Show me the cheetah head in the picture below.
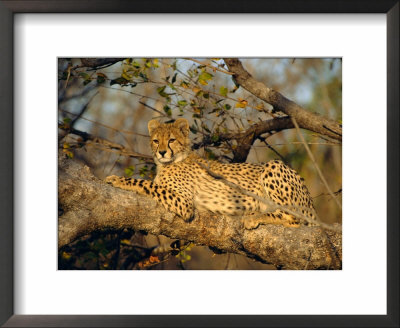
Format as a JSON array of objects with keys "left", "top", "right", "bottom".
[{"left": 148, "top": 118, "right": 191, "bottom": 165}]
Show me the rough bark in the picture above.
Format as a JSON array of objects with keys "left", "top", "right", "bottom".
[
  {"left": 58, "top": 152, "right": 342, "bottom": 270},
  {"left": 79, "top": 58, "right": 125, "bottom": 69},
  {"left": 223, "top": 58, "right": 342, "bottom": 142}
]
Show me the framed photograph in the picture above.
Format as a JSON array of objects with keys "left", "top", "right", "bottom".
[{"left": 1, "top": 1, "right": 398, "bottom": 327}]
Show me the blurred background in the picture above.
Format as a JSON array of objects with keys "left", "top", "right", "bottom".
[{"left": 58, "top": 58, "right": 342, "bottom": 270}]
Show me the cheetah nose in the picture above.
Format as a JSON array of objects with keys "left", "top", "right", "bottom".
[{"left": 159, "top": 150, "right": 167, "bottom": 157}]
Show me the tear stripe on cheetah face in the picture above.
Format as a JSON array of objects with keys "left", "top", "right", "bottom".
[{"left": 106, "top": 118, "right": 316, "bottom": 228}]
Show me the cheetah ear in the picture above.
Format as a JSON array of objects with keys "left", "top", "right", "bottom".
[
  {"left": 174, "top": 118, "right": 189, "bottom": 136},
  {"left": 148, "top": 119, "right": 160, "bottom": 135}
]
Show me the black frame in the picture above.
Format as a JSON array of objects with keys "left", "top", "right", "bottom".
[{"left": 0, "top": 1, "right": 398, "bottom": 327}]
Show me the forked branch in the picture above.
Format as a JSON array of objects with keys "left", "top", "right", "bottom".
[{"left": 223, "top": 58, "right": 342, "bottom": 142}]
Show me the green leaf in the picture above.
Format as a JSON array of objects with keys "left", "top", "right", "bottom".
[
  {"left": 180, "top": 81, "right": 189, "bottom": 89},
  {"left": 189, "top": 125, "right": 197, "bottom": 134},
  {"left": 110, "top": 77, "right": 129, "bottom": 86},
  {"left": 124, "top": 166, "right": 135, "bottom": 177},
  {"left": 96, "top": 75, "right": 106, "bottom": 84},
  {"left": 139, "top": 72, "right": 148, "bottom": 82},
  {"left": 224, "top": 104, "right": 231, "bottom": 110},
  {"left": 79, "top": 72, "right": 90, "bottom": 80},
  {"left": 79, "top": 72, "right": 92, "bottom": 85},
  {"left": 199, "top": 71, "right": 213, "bottom": 81},
  {"left": 139, "top": 166, "right": 149, "bottom": 177},
  {"left": 157, "top": 86, "right": 168, "bottom": 98},
  {"left": 211, "top": 134, "right": 219, "bottom": 142},
  {"left": 63, "top": 149, "right": 74, "bottom": 159},
  {"left": 198, "top": 71, "right": 213, "bottom": 85},
  {"left": 121, "top": 72, "right": 132, "bottom": 81},
  {"left": 171, "top": 73, "right": 178, "bottom": 84},
  {"left": 177, "top": 100, "right": 187, "bottom": 107},
  {"left": 219, "top": 86, "right": 228, "bottom": 97},
  {"left": 163, "top": 105, "right": 172, "bottom": 116}
]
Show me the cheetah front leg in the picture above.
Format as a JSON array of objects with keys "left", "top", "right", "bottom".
[{"left": 105, "top": 175, "right": 194, "bottom": 221}]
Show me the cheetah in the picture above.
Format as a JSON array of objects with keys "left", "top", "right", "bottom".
[{"left": 105, "top": 118, "right": 316, "bottom": 229}]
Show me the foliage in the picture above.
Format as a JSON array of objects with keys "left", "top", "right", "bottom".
[{"left": 58, "top": 229, "right": 196, "bottom": 270}]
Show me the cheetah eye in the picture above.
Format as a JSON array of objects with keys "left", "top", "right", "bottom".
[
  {"left": 153, "top": 139, "right": 159, "bottom": 144},
  {"left": 169, "top": 138, "right": 176, "bottom": 143}
]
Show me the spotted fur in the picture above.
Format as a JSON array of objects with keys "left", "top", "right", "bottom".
[{"left": 105, "top": 118, "right": 316, "bottom": 229}]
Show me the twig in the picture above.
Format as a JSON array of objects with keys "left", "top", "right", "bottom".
[
  {"left": 59, "top": 124, "right": 153, "bottom": 162},
  {"left": 138, "top": 100, "right": 167, "bottom": 117},
  {"left": 291, "top": 117, "right": 342, "bottom": 210},
  {"left": 185, "top": 58, "right": 234, "bottom": 75},
  {"left": 64, "top": 64, "right": 72, "bottom": 89},
  {"left": 70, "top": 91, "right": 99, "bottom": 128},
  {"left": 257, "top": 136, "right": 286, "bottom": 162},
  {"left": 86, "top": 143, "right": 153, "bottom": 163},
  {"left": 59, "top": 108, "right": 149, "bottom": 137},
  {"left": 266, "top": 142, "right": 340, "bottom": 147},
  {"left": 313, "top": 189, "right": 342, "bottom": 199}
]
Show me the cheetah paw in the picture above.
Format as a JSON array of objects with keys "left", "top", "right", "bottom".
[
  {"left": 180, "top": 211, "right": 196, "bottom": 223},
  {"left": 241, "top": 217, "right": 260, "bottom": 230},
  {"left": 105, "top": 175, "right": 121, "bottom": 185}
]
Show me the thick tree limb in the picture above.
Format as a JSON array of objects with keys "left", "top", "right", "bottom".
[
  {"left": 195, "top": 115, "right": 339, "bottom": 163},
  {"left": 193, "top": 117, "right": 296, "bottom": 162},
  {"left": 58, "top": 152, "right": 342, "bottom": 270},
  {"left": 79, "top": 58, "right": 125, "bottom": 70},
  {"left": 223, "top": 58, "right": 342, "bottom": 142}
]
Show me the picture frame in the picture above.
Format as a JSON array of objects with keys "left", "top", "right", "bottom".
[{"left": 0, "top": 1, "right": 398, "bottom": 327}]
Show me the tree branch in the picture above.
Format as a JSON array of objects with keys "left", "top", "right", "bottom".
[
  {"left": 79, "top": 58, "right": 125, "bottom": 70},
  {"left": 223, "top": 58, "right": 342, "bottom": 142},
  {"left": 193, "top": 117, "right": 295, "bottom": 162},
  {"left": 58, "top": 152, "right": 342, "bottom": 270},
  {"left": 58, "top": 125, "right": 153, "bottom": 163}
]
